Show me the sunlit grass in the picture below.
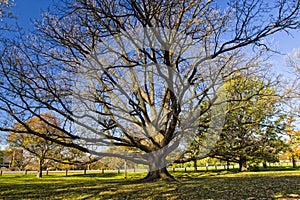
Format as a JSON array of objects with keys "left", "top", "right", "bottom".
[{"left": 1, "top": 169, "right": 300, "bottom": 199}]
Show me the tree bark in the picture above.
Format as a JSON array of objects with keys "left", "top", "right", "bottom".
[
  {"left": 142, "top": 166, "right": 174, "bottom": 182},
  {"left": 141, "top": 154, "right": 175, "bottom": 182},
  {"left": 292, "top": 155, "right": 297, "bottom": 168},
  {"left": 238, "top": 156, "right": 247, "bottom": 172},
  {"left": 193, "top": 159, "right": 198, "bottom": 172},
  {"left": 263, "top": 161, "right": 267, "bottom": 168},
  {"left": 37, "top": 158, "right": 43, "bottom": 178}
]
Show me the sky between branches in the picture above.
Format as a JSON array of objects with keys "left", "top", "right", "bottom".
[
  {"left": 9, "top": 0, "right": 300, "bottom": 72},
  {"left": 0, "top": 0, "right": 299, "bottom": 150}
]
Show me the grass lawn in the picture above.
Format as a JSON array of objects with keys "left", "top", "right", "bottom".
[{"left": 0, "top": 169, "right": 300, "bottom": 199}]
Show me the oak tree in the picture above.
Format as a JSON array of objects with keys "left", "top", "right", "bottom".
[{"left": 0, "top": 0, "right": 299, "bottom": 181}]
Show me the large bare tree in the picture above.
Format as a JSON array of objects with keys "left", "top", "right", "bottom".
[{"left": 0, "top": 0, "right": 299, "bottom": 181}]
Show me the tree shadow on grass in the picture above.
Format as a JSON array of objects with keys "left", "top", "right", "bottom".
[
  {"left": 1, "top": 172, "right": 300, "bottom": 199},
  {"left": 259, "top": 166, "right": 300, "bottom": 172},
  {"left": 69, "top": 172, "right": 122, "bottom": 178},
  {"left": 98, "top": 173, "right": 300, "bottom": 200},
  {"left": 0, "top": 175, "right": 125, "bottom": 199}
]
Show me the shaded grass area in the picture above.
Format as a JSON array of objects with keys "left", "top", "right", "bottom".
[{"left": 0, "top": 170, "right": 300, "bottom": 199}]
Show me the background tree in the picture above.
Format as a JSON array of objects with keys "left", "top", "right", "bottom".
[
  {"left": 89, "top": 159, "right": 110, "bottom": 170},
  {"left": 211, "top": 73, "right": 286, "bottom": 171},
  {"left": 285, "top": 48, "right": 300, "bottom": 110},
  {"left": 7, "top": 113, "right": 84, "bottom": 177},
  {"left": 283, "top": 49, "right": 300, "bottom": 168},
  {"left": 284, "top": 117, "right": 300, "bottom": 168},
  {"left": 0, "top": 0, "right": 299, "bottom": 181},
  {"left": 9, "top": 149, "right": 34, "bottom": 171},
  {"left": 101, "top": 147, "right": 136, "bottom": 171}
]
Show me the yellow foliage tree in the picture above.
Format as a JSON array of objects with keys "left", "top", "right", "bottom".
[
  {"left": 285, "top": 117, "right": 300, "bottom": 167},
  {"left": 8, "top": 113, "right": 83, "bottom": 177}
]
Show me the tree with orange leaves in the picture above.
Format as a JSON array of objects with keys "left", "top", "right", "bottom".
[
  {"left": 7, "top": 113, "right": 84, "bottom": 177},
  {"left": 285, "top": 117, "right": 300, "bottom": 168}
]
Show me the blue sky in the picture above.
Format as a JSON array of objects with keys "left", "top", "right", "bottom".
[
  {"left": 9, "top": 0, "right": 53, "bottom": 30},
  {"left": 9, "top": 0, "right": 300, "bottom": 53},
  {"left": 9, "top": 0, "right": 300, "bottom": 71}
]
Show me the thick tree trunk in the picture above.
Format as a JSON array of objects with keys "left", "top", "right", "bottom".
[
  {"left": 238, "top": 157, "right": 247, "bottom": 172},
  {"left": 141, "top": 154, "right": 175, "bottom": 182},
  {"left": 143, "top": 167, "right": 174, "bottom": 182}
]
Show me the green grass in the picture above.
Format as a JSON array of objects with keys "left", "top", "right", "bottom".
[{"left": 0, "top": 170, "right": 300, "bottom": 199}]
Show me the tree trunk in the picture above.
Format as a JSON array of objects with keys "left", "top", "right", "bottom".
[
  {"left": 124, "top": 159, "right": 127, "bottom": 180},
  {"left": 37, "top": 158, "right": 43, "bottom": 178},
  {"left": 193, "top": 159, "right": 198, "bottom": 172},
  {"left": 263, "top": 161, "right": 267, "bottom": 168},
  {"left": 142, "top": 167, "right": 174, "bottom": 182},
  {"left": 141, "top": 154, "right": 175, "bottom": 182},
  {"left": 292, "top": 155, "right": 297, "bottom": 168},
  {"left": 238, "top": 157, "right": 247, "bottom": 172}
]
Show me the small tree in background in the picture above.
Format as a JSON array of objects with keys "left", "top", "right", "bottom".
[
  {"left": 285, "top": 117, "right": 300, "bottom": 168},
  {"left": 9, "top": 149, "right": 35, "bottom": 171},
  {"left": 101, "top": 147, "right": 136, "bottom": 171},
  {"left": 8, "top": 113, "right": 84, "bottom": 177}
]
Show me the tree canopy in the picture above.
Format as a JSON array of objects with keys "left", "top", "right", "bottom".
[{"left": 210, "top": 73, "right": 286, "bottom": 171}]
